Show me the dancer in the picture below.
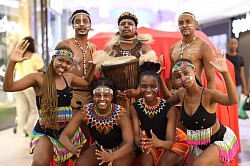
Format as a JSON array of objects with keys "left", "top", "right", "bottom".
[
  {"left": 59, "top": 77, "right": 135, "bottom": 166},
  {"left": 130, "top": 62, "right": 190, "bottom": 166},
  {"left": 3, "top": 40, "right": 98, "bottom": 166},
  {"left": 163, "top": 50, "right": 239, "bottom": 165},
  {"left": 56, "top": 9, "right": 97, "bottom": 110},
  {"left": 169, "top": 12, "right": 215, "bottom": 89}
]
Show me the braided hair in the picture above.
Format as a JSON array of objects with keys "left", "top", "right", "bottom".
[{"left": 40, "top": 46, "right": 73, "bottom": 129}]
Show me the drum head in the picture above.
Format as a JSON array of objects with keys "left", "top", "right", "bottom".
[{"left": 102, "top": 56, "right": 137, "bottom": 66}]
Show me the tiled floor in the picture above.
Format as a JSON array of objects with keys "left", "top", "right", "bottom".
[{"left": 0, "top": 115, "right": 250, "bottom": 166}]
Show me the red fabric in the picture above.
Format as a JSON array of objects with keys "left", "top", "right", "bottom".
[{"left": 88, "top": 27, "right": 240, "bottom": 166}]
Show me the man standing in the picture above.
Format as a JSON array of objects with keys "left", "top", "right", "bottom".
[
  {"left": 226, "top": 38, "right": 248, "bottom": 107},
  {"left": 56, "top": 9, "right": 97, "bottom": 112},
  {"left": 170, "top": 12, "right": 215, "bottom": 89},
  {"left": 102, "top": 11, "right": 157, "bottom": 111}
]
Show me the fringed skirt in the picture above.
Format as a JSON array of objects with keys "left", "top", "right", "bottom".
[
  {"left": 189, "top": 126, "right": 239, "bottom": 165},
  {"left": 29, "top": 127, "right": 84, "bottom": 163}
]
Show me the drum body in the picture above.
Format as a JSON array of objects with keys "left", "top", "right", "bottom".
[{"left": 101, "top": 56, "right": 139, "bottom": 91}]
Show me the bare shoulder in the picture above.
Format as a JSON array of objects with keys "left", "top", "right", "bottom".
[
  {"left": 63, "top": 72, "right": 74, "bottom": 80},
  {"left": 56, "top": 38, "right": 73, "bottom": 47},
  {"left": 196, "top": 38, "right": 212, "bottom": 51}
]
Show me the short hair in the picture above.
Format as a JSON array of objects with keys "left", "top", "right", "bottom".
[
  {"left": 71, "top": 9, "right": 91, "bottom": 24},
  {"left": 179, "top": 12, "right": 197, "bottom": 21},
  {"left": 23, "top": 36, "right": 35, "bottom": 53}
]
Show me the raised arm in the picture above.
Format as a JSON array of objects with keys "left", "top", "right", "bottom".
[
  {"left": 3, "top": 40, "right": 37, "bottom": 92},
  {"left": 201, "top": 43, "right": 216, "bottom": 89},
  {"left": 210, "top": 50, "right": 238, "bottom": 105}
]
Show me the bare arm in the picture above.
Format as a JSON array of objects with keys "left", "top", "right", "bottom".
[
  {"left": 59, "top": 111, "right": 85, "bottom": 155},
  {"left": 3, "top": 40, "right": 38, "bottom": 92},
  {"left": 210, "top": 51, "right": 238, "bottom": 105},
  {"left": 108, "top": 111, "right": 134, "bottom": 161},
  {"left": 201, "top": 43, "right": 215, "bottom": 89},
  {"left": 160, "top": 76, "right": 172, "bottom": 99},
  {"left": 240, "top": 66, "right": 247, "bottom": 94},
  {"left": 130, "top": 105, "right": 141, "bottom": 147}
]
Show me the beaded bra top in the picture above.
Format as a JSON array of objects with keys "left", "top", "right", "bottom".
[{"left": 181, "top": 88, "right": 216, "bottom": 146}]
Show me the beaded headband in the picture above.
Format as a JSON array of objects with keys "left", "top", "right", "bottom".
[
  {"left": 172, "top": 61, "right": 195, "bottom": 74},
  {"left": 118, "top": 12, "right": 138, "bottom": 26},
  {"left": 93, "top": 87, "right": 113, "bottom": 95},
  {"left": 71, "top": 13, "right": 90, "bottom": 23},
  {"left": 53, "top": 49, "right": 73, "bottom": 59}
]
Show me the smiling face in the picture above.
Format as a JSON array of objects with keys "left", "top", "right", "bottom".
[
  {"left": 178, "top": 13, "right": 198, "bottom": 36},
  {"left": 140, "top": 75, "right": 159, "bottom": 104},
  {"left": 118, "top": 19, "right": 136, "bottom": 38},
  {"left": 72, "top": 13, "right": 91, "bottom": 36},
  {"left": 53, "top": 55, "right": 73, "bottom": 75},
  {"left": 93, "top": 85, "right": 113, "bottom": 111}
]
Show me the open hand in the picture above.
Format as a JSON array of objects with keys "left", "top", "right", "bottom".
[
  {"left": 145, "top": 130, "right": 160, "bottom": 154},
  {"left": 116, "top": 90, "right": 127, "bottom": 100},
  {"left": 210, "top": 49, "right": 228, "bottom": 73},
  {"left": 10, "top": 40, "right": 30, "bottom": 63},
  {"left": 95, "top": 146, "right": 113, "bottom": 165},
  {"left": 88, "top": 44, "right": 100, "bottom": 65}
]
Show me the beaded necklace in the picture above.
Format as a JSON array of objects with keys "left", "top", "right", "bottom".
[
  {"left": 74, "top": 37, "right": 89, "bottom": 76},
  {"left": 93, "top": 104, "right": 113, "bottom": 119},
  {"left": 177, "top": 36, "right": 196, "bottom": 60},
  {"left": 138, "top": 97, "right": 166, "bottom": 116},
  {"left": 82, "top": 103, "right": 126, "bottom": 130}
]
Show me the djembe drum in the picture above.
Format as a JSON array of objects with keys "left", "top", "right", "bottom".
[{"left": 101, "top": 56, "right": 139, "bottom": 91}]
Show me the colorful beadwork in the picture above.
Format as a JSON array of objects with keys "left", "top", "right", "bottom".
[
  {"left": 138, "top": 98, "right": 166, "bottom": 116},
  {"left": 81, "top": 103, "right": 126, "bottom": 130},
  {"left": 54, "top": 49, "right": 73, "bottom": 59},
  {"left": 93, "top": 87, "right": 113, "bottom": 95},
  {"left": 172, "top": 61, "right": 195, "bottom": 74},
  {"left": 39, "top": 106, "right": 73, "bottom": 125}
]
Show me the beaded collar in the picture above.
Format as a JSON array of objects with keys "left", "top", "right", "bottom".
[
  {"left": 138, "top": 98, "right": 166, "bottom": 116},
  {"left": 74, "top": 37, "right": 89, "bottom": 76},
  {"left": 82, "top": 103, "right": 126, "bottom": 131}
]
